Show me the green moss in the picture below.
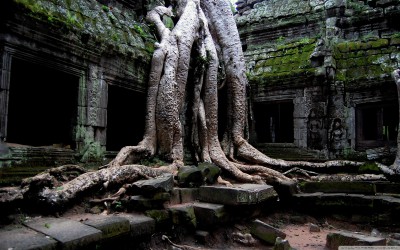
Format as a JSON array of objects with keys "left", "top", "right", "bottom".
[
  {"left": 358, "top": 162, "right": 381, "bottom": 174},
  {"left": 251, "top": 38, "right": 316, "bottom": 84},
  {"left": 139, "top": 156, "right": 166, "bottom": 167},
  {"left": 101, "top": 5, "right": 109, "bottom": 12},
  {"left": 336, "top": 43, "right": 348, "bottom": 53},
  {"left": 370, "top": 39, "right": 389, "bottom": 48},
  {"left": 390, "top": 37, "right": 400, "bottom": 46},
  {"left": 335, "top": 70, "right": 346, "bottom": 81}
]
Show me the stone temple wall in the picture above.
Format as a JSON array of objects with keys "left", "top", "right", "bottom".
[
  {"left": 0, "top": 0, "right": 154, "bottom": 166},
  {"left": 237, "top": 0, "right": 400, "bottom": 161}
]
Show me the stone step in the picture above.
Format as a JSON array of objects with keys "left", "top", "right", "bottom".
[
  {"left": 198, "top": 183, "right": 278, "bottom": 205},
  {"left": 0, "top": 226, "right": 58, "bottom": 250},
  {"left": 255, "top": 143, "right": 323, "bottom": 162},
  {"left": 290, "top": 192, "right": 400, "bottom": 225},
  {"left": 193, "top": 202, "right": 227, "bottom": 228},
  {"left": 0, "top": 213, "right": 155, "bottom": 250},
  {"left": 326, "top": 231, "right": 386, "bottom": 250},
  {"left": 299, "top": 181, "right": 376, "bottom": 194},
  {"left": 299, "top": 181, "right": 400, "bottom": 196}
]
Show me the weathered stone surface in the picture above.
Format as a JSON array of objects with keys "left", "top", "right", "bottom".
[
  {"left": 24, "top": 217, "right": 102, "bottom": 249},
  {"left": 309, "top": 223, "right": 321, "bottom": 232},
  {"left": 197, "top": 162, "right": 221, "bottom": 184},
  {"left": 168, "top": 204, "right": 197, "bottom": 229},
  {"left": 193, "top": 202, "right": 226, "bottom": 228},
  {"left": 326, "top": 231, "right": 386, "bottom": 249},
  {"left": 195, "top": 230, "right": 211, "bottom": 246},
  {"left": 131, "top": 173, "right": 174, "bottom": 196},
  {"left": 177, "top": 166, "right": 204, "bottom": 187},
  {"left": 199, "top": 184, "right": 277, "bottom": 205},
  {"left": 387, "top": 238, "right": 400, "bottom": 246},
  {"left": 144, "top": 209, "right": 171, "bottom": 228},
  {"left": 82, "top": 215, "right": 130, "bottom": 239},
  {"left": 291, "top": 193, "right": 376, "bottom": 215},
  {"left": 128, "top": 194, "right": 169, "bottom": 210},
  {"left": 250, "top": 219, "right": 286, "bottom": 245},
  {"left": 273, "top": 236, "right": 291, "bottom": 250},
  {"left": 0, "top": 226, "right": 58, "bottom": 250},
  {"left": 170, "top": 188, "right": 199, "bottom": 205},
  {"left": 118, "top": 213, "right": 156, "bottom": 238},
  {"left": 299, "top": 181, "right": 376, "bottom": 194}
]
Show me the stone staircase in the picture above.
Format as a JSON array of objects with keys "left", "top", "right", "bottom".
[
  {"left": 255, "top": 143, "right": 325, "bottom": 162},
  {"left": 290, "top": 180, "right": 400, "bottom": 226},
  {"left": 0, "top": 183, "right": 279, "bottom": 250},
  {"left": 2, "top": 176, "right": 400, "bottom": 249}
]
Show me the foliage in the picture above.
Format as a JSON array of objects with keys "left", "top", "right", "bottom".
[{"left": 140, "top": 156, "right": 167, "bottom": 167}]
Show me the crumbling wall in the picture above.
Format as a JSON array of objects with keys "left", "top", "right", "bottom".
[
  {"left": 0, "top": 0, "right": 155, "bottom": 166},
  {"left": 237, "top": 0, "right": 400, "bottom": 160}
]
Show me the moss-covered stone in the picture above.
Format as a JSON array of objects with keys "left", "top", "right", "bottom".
[
  {"left": 144, "top": 210, "right": 170, "bottom": 225},
  {"left": 168, "top": 204, "right": 197, "bottom": 230},
  {"left": 12, "top": 0, "right": 155, "bottom": 60},
  {"left": 248, "top": 38, "right": 317, "bottom": 86}
]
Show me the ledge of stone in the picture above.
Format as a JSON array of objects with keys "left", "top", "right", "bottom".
[{"left": 198, "top": 184, "right": 278, "bottom": 205}]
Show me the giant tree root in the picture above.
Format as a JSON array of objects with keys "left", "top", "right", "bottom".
[{"left": 6, "top": 165, "right": 170, "bottom": 212}]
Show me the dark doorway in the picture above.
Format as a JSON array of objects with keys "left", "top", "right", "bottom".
[
  {"left": 254, "top": 101, "right": 294, "bottom": 143},
  {"left": 7, "top": 58, "right": 78, "bottom": 148},
  {"left": 106, "top": 85, "right": 146, "bottom": 151},
  {"left": 356, "top": 102, "right": 398, "bottom": 149}
]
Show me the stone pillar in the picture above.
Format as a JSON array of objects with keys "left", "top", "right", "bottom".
[
  {"left": 293, "top": 89, "right": 310, "bottom": 149},
  {"left": 0, "top": 47, "right": 12, "bottom": 142},
  {"left": 327, "top": 81, "right": 348, "bottom": 159},
  {"left": 76, "top": 64, "right": 108, "bottom": 162}
]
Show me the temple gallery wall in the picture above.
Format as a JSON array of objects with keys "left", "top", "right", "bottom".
[{"left": 0, "top": 0, "right": 399, "bottom": 168}]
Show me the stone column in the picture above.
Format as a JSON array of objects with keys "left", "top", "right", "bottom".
[
  {"left": 0, "top": 47, "right": 12, "bottom": 142},
  {"left": 76, "top": 64, "right": 108, "bottom": 162}
]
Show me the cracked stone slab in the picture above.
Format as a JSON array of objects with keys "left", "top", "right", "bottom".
[
  {"left": 199, "top": 184, "right": 278, "bottom": 205},
  {"left": 193, "top": 202, "right": 226, "bottom": 227},
  {"left": 0, "top": 226, "right": 58, "bottom": 250},
  {"left": 326, "top": 231, "right": 386, "bottom": 249},
  {"left": 24, "top": 217, "right": 102, "bottom": 249},
  {"left": 82, "top": 215, "right": 130, "bottom": 239},
  {"left": 117, "top": 213, "right": 155, "bottom": 237}
]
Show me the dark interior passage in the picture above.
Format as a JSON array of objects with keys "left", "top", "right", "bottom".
[
  {"left": 254, "top": 101, "right": 294, "bottom": 143},
  {"left": 356, "top": 102, "right": 398, "bottom": 149},
  {"left": 7, "top": 58, "right": 78, "bottom": 148},
  {"left": 106, "top": 85, "right": 146, "bottom": 151}
]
